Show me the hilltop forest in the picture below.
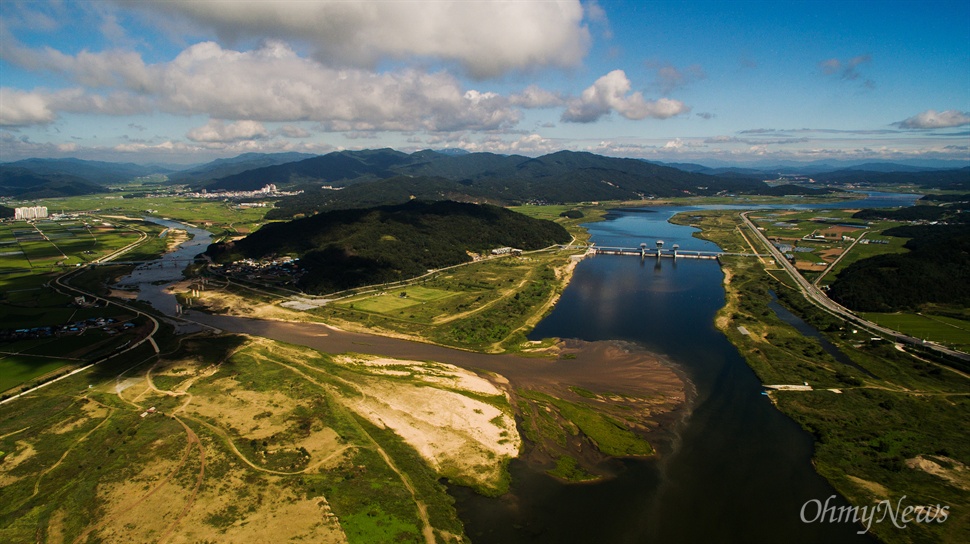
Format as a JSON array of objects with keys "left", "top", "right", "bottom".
[
  {"left": 206, "top": 200, "right": 571, "bottom": 293},
  {"left": 829, "top": 205, "right": 970, "bottom": 312}
]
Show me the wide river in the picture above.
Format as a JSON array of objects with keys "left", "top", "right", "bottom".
[{"left": 137, "top": 192, "right": 918, "bottom": 543}]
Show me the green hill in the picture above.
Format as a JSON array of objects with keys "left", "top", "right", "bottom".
[
  {"left": 0, "top": 167, "right": 103, "bottom": 198},
  {"left": 263, "top": 150, "right": 768, "bottom": 218},
  {"left": 206, "top": 200, "right": 571, "bottom": 294},
  {"left": 829, "top": 223, "right": 970, "bottom": 312}
]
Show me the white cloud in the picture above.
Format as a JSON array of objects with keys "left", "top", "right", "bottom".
[
  {"left": 895, "top": 110, "right": 970, "bottom": 129},
  {"left": 187, "top": 119, "right": 268, "bottom": 143},
  {"left": 1, "top": 41, "right": 522, "bottom": 132},
  {"left": 126, "top": 0, "right": 591, "bottom": 78},
  {"left": 278, "top": 125, "right": 310, "bottom": 138},
  {"left": 448, "top": 134, "right": 559, "bottom": 155},
  {"left": 562, "top": 70, "right": 689, "bottom": 123},
  {"left": 0, "top": 88, "right": 56, "bottom": 126},
  {"left": 509, "top": 85, "right": 565, "bottom": 108}
]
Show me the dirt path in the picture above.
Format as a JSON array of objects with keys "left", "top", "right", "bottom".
[
  {"left": 252, "top": 354, "right": 436, "bottom": 544},
  {"left": 158, "top": 417, "right": 206, "bottom": 543},
  {"left": 32, "top": 408, "right": 113, "bottom": 501},
  {"left": 431, "top": 269, "right": 533, "bottom": 325},
  {"left": 71, "top": 418, "right": 196, "bottom": 544}
]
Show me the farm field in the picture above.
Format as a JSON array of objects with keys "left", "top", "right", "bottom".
[
  {"left": 0, "top": 219, "right": 146, "bottom": 270},
  {"left": 343, "top": 286, "right": 458, "bottom": 314},
  {"left": 23, "top": 194, "right": 274, "bottom": 239},
  {"left": 862, "top": 312, "right": 970, "bottom": 352},
  {"left": 318, "top": 251, "right": 571, "bottom": 352},
  {"left": 746, "top": 209, "right": 912, "bottom": 284}
]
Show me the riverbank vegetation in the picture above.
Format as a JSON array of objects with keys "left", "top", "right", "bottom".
[
  {"left": 673, "top": 210, "right": 970, "bottom": 544},
  {"left": 2, "top": 335, "right": 495, "bottom": 543}
]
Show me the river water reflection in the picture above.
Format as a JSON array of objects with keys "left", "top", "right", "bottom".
[{"left": 454, "top": 193, "right": 918, "bottom": 543}]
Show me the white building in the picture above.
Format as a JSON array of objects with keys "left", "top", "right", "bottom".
[{"left": 15, "top": 206, "right": 48, "bottom": 220}]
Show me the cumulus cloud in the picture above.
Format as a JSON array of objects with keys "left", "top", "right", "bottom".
[
  {"left": 509, "top": 85, "right": 566, "bottom": 108},
  {"left": 126, "top": 0, "right": 591, "bottom": 78},
  {"left": 1, "top": 41, "right": 522, "bottom": 132},
  {"left": 0, "top": 88, "right": 57, "bottom": 126},
  {"left": 448, "top": 134, "right": 560, "bottom": 155},
  {"left": 187, "top": 119, "right": 268, "bottom": 143},
  {"left": 894, "top": 110, "right": 970, "bottom": 129},
  {"left": 278, "top": 125, "right": 310, "bottom": 138},
  {"left": 562, "top": 70, "right": 689, "bottom": 123}
]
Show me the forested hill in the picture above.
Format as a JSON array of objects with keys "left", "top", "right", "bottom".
[
  {"left": 828, "top": 223, "right": 970, "bottom": 312},
  {"left": 206, "top": 200, "right": 571, "bottom": 294},
  {"left": 261, "top": 150, "right": 773, "bottom": 218}
]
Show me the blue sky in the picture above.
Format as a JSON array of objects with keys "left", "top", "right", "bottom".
[{"left": 1, "top": 0, "right": 968, "bottom": 165}]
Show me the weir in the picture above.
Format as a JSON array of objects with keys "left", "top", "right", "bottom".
[{"left": 591, "top": 246, "right": 720, "bottom": 259}]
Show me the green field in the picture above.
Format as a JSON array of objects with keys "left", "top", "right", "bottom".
[
  {"left": 746, "top": 210, "right": 915, "bottom": 286},
  {"left": 0, "top": 219, "right": 147, "bottom": 270},
  {"left": 863, "top": 312, "right": 970, "bottom": 351},
  {"left": 28, "top": 194, "right": 274, "bottom": 239},
  {"left": 0, "top": 354, "right": 74, "bottom": 392},
  {"left": 342, "top": 286, "right": 458, "bottom": 314}
]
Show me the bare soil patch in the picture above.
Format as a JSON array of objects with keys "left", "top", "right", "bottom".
[
  {"left": 906, "top": 455, "right": 970, "bottom": 491},
  {"left": 333, "top": 354, "right": 520, "bottom": 491},
  {"left": 190, "top": 288, "right": 311, "bottom": 322},
  {"left": 846, "top": 474, "right": 891, "bottom": 499},
  {"left": 0, "top": 440, "right": 36, "bottom": 487}
]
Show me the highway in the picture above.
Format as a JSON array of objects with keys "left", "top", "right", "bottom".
[{"left": 739, "top": 211, "right": 970, "bottom": 364}]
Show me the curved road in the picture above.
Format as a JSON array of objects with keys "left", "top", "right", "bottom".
[{"left": 739, "top": 211, "right": 969, "bottom": 364}]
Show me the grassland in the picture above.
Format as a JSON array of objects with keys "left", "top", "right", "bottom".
[
  {"left": 673, "top": 209, "right": 970, "bottom": 544},
  {"left": 862, "top": 312, "right": 970, "bottom": 352},
  {"left": 0, "top": 214, "right": 169, "bottom": 395},
  {"left": 0, "top": 332, "right": 538, "bottom": 542}
]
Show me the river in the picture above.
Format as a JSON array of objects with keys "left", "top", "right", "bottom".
[
  {"left": 114, "top": 217, "right": 214, "bottom": 315},
  {"left": 453, "top": 192, "right": 918, "bottom": 543},
  {"left": 134, "top": 192, "right": 918, "bottom": 543}
]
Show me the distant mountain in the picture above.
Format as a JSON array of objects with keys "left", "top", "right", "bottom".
[
  {"left": 207, "top": 200, "right": 571, "bottom": 294},
  {"left": 265, "top": 150, "right": 771, "bottom": 218},
  {"left": 0, "top": 158, "right": 164, "bottom": 185},
  {"left": 839, "top": 162, "right": 941, "bottom": 173},
  {"left": 204, "top": 148, "right": 413, "bottom": 191},
  {"left": 167, "top": 152, "right": 316, "bottom": 185},
  {"left": 813, "top": 167, "right": 970, "bottom": 190},
  {"left": 663, "top": 158, "right": 970, "bottom": 172},
  {"left": 434, "top": 148, "right": 471, "bottom": 156},
  {"left": 0, "top": 166, "right": 103, "bottom": 198}
]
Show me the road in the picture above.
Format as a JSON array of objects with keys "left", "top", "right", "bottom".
[
  {"left": 0, "top": 222, "right": 162, "bottom": 405},
  {"left": 739, "top": 211, "right": 970, "bottom": 364}
]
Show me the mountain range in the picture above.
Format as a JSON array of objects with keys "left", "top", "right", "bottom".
[{"left": 2, "top": 150, "right": 968, "bottom": 203}]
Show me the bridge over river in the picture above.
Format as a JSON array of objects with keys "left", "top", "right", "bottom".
[{"left": 575, "top": 241, "right": 766, "bottom": 260}]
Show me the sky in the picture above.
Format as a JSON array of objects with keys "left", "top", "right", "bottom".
[{"left": 1, "top": 0, "right": 968, "bottom": 166}]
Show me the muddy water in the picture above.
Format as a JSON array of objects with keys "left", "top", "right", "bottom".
[{"left": 186, "top": 313, "right": 684, "bottom": 404}]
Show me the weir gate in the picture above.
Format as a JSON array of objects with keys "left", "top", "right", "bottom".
[{"left": 563, "top": 241, "right": 767, "bottom": 260}]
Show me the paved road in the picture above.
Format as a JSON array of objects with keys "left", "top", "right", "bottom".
[{"left": 739, "top": 211, "right": 969, "bottom": 364}]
